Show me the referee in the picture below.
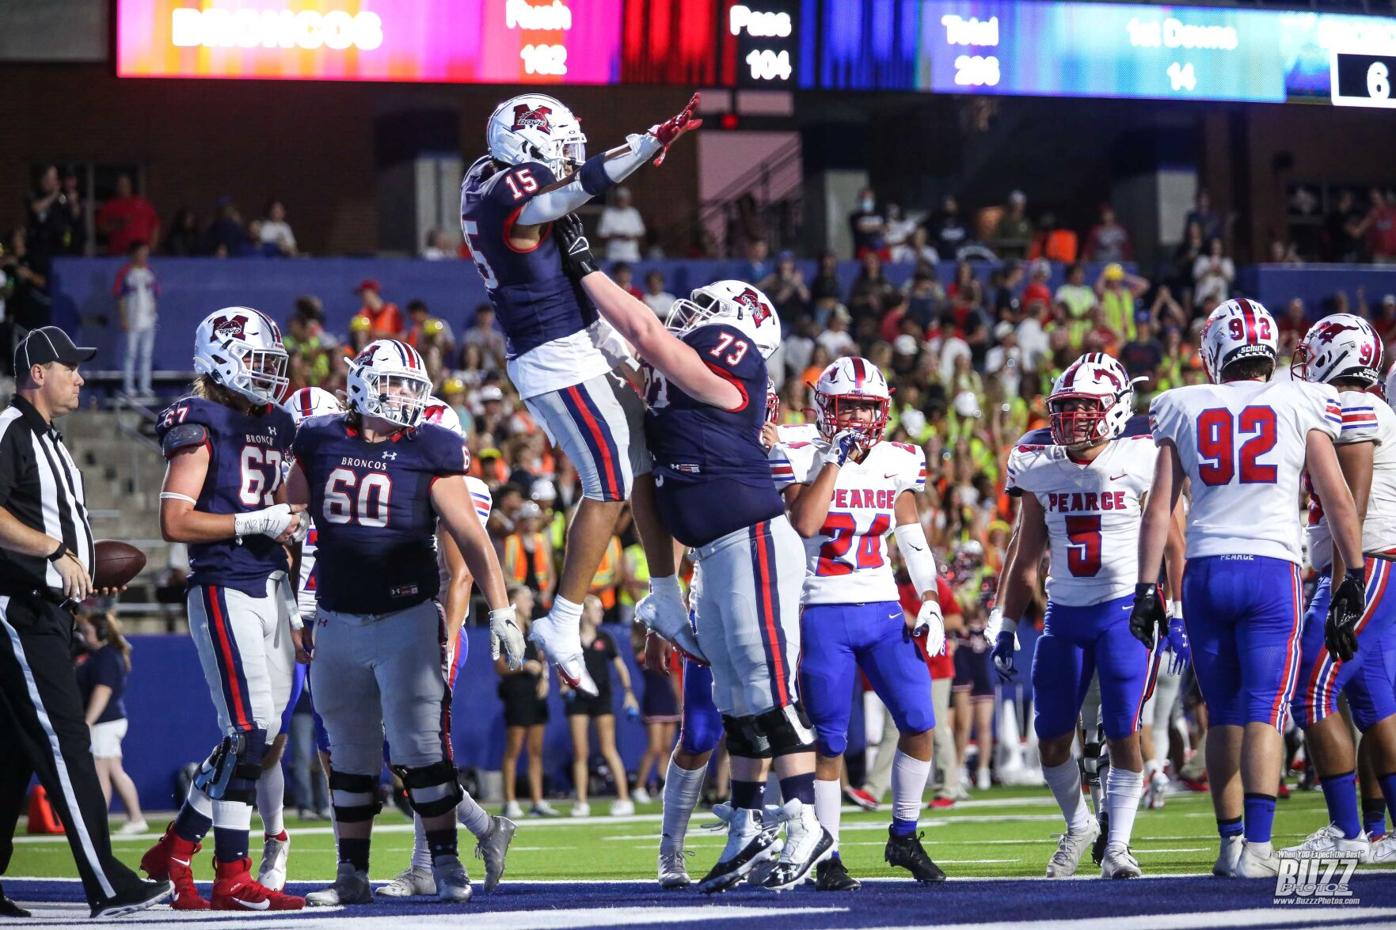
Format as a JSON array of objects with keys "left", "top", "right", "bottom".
[{"left": 0, "top": 326, "right": 169, "bottom": 919}]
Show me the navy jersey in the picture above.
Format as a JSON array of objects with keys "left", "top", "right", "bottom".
[
  {"left": 460, "top": 158, "right": 597, "bottom": 358},
  {"left": 156, "top": 396, "right": 294, "bottom": 597},
  {"left": 292, "top": 415, "right": 469, "bottom": 615},
  {"left": 643, "top": 323, "right": 783, "bottom": 547}
]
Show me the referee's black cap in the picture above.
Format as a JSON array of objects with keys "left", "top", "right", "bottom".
[{"left": 15, "top": 327, "right": 97, "bottom": 374}]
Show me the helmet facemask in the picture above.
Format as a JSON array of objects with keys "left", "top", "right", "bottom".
[
  {"left": 352, "top": 366, "right": 431, "bottom": 429},
  {"left": 817, "top": 393, "right": 889, "bottom": 446},
  {"left": 665, "top": 289, "right": 724, "bottom": 340},
  {"left": 1049, "top": 394, "right": 1110, "bottom": 449},
  {"left": 213, "top": 342, "right": 288, "bottom": 406}
]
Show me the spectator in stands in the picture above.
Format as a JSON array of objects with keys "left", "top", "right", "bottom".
[
  {"left": 497, "top": 586, "right": 557, "bottom": 818},
  {"left": 203, "top": 197, "right": 248, "bottom": 257},
  {"left": 810, "top": 250, "right": 842, "bottom": 316},
  {"left": 848, "top": 187, "right": 887, "bottom": 258},
  {"left": 1029, "top": 212, "right": 1079, "bottom": 264},
  {"left": 612, "top": 263, "right": 644, "bottom": 300},
  {"left": 985, "top": 322, "right": 1022, "bottom": 398},
  {"left": 1170, "top": 221, "right": 1206, "bottom": 307},
  {"left": 461, "top": 303, "right": 507, "bottom": 372},
  {"left": 641, "top": 270, "right": 675, "bottom": 318},
  {"left": 1119, "top": 318, "right": 1165, "bottom": 387},
  {"left": 1016, "top": 295, "right": 1051, "bottom": 378},
  {"left": 1020, "top": 259, "right": 1051, "bottom": 309},
  {"left": 884, "top": 203, "right": 917, "bottom": 256},
  {"left": 1276, "top": 297, "right": 1310, "bottom": 357},
  {"left": 1083, "top": 203, "right": 1132, "bottom": 262},
  {"left": 758, "top": 250, "right": 811, "bottom": 324},
  {"left": 3, "top": 228, "right": 51, "bottom": 343},
  {"left": 403, "top": 298, "right": 453, "bottom": 353},
  {"left": 353, "top": 278, "right": 403, "bottom": 337},
  {"left": 990, "top": 261, "right": 1024, "bottom": 323},
  {"left": 1192, "top": 237, "right": 1234, "bottom": 305},
  {"left": 905, "top": 267, "right": 944, "bottom": 330},
  {"left": 257, "top": 199, "right": 297, "bottom": 257},
  {"left": 738, "top": 238, "right": 772, "bottom": 284},
  {"left": 76, "top": 612, "right": 146, "bottom": 834},
  {"left": 1360, "top": 187, "right": 1396, "bottom": 264},
  {"left": 1147, "top": 284, "right": 1188, "bottom": 332},
  {"left": 1267, "top": 237, "right": 1303, "bottom": 267},
  {"left": 1184, "top": 188, "right": 1223, "bottom": 242},
  {"left": 96, "top": 174, "right": 159, "bottom": 257},
  {"left": 817, "top": 304, "right": 857, "bottom": 359},
  {"left": 26, "top": 165, "right": 82, "bottom": 259},
  {"left": 114, "top": 241, "right": 158, "bottom": 399},
  {"left": 946, "top": 261, "right": 983, "bottom": 323},
  {"left": 421, "top": 228, "right": 454, "bottom": 260},
  {"left": 1324, "top": 190, "right": 1366, "bottom": 263},
  {"left": 1095, "top": 262, "right": 1146, "bottom": 344},
  {"left": 163, "top": 208, "right": 201, "bottom": 257},
  {"left": 562, "top": 596, "right": 636, "bottom": 817},
  {"left": 928, "top": 194, "right": 970, "bottom": 258},
  {"left": 597, "top": 186, "right": 645, "bottom": 263},
  {"left": 783, "top": 317, "right": 816, "bottom": 383},
  {"left": 894, "top": 225, "right": 940, "bottom": 266},
  {"left": 846, "top": 251, "right": 897, "bottom": 322},
  {"left": 1053, "top": 262, "right": 1096, "bottom": 341},
  {"left": 501, "top": 500, "right": 554, "bottom": 611},
  {"left": 993, "top": 190, "right": 1033, "bottom": 259},
  {"left": 284, "top": 295, "right": 341, "bottom": 389}
]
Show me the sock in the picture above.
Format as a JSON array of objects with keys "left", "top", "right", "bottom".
[
  {"left": 1105, "top": 767, "right": 1143, "bottom": 850},
  {"left": 550, "top": 595, "right": 583, "bottom": 626},
  {"left": 256, "top": 762, "right": 285, "bottom": 838},
  {"left": 660, "top": 757, "right": 706, "bottom": 854},
  {"left": 456, "top": 792, "right": 492, "bottom": 838},
  {"left": 1217, "top": 816, "right": 1243, "bottom": 840},
  {"left": 779, "top": 773, "right": 816, "bottom": 806},
  {"left": 411, "top": 814, "right": 432, "bottom": 872},
  {"left": 1320, "top": 770, "right": 1362, "bottom": 839},
  {"left": 1376, "top": 771, "right": 1396, "bottom": 829},
  {"left": 891, "top": 751, "right": 931, "bottom": 829},
  {"left": 173, "top": 786, "right": 214, "bottom": 843},
  {"left": 731, "top": 780, "right": 765, "bottom": 811},
  {"left": 338, "top": 836, "right": 370, "bottom": 873},
  {"left": 1043, "top": 760, "right": 1091, "bottom": 834},
  {"left": 813, "top": 779, "right": 842, "bottom": 851},
  {"left": 1364, "top": 796, "right": 1389, "bottom": 838},
  {"left": 426, "top": 827, "right": 458, "bottom": 863},
  {"left": 1243, "top": 792, "right": 1277, "bottom": 844},
  {"left": 211, "top": 800, "right": 253, "bottom": 863}
]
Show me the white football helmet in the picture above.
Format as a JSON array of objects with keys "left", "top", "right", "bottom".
[
  {"left": 193, "top": 307, "right": 289, "bottom": 406},
  {"left": 422, "top": 395, "right": 463, "bottom": 436},
  {"left": 1200, "top": 298, "right": 1278, "bottom": 383},
  {"left": 1048, "top": 353, "right": 1138, "bottom": 448},
  {"left": 1292, "top": 312, "right": 1383, "bottom": 388},
  {"left": 486, "top": 94, "right": 586, "bottom": 177},
  {"left": 666, "top": 280, "right": 782, "bottom": 360},
  {"left": 814, "top": 357, "right": 891, "bottom": 443},
  {"left": 345, "top": 339, "right": 432, "bottom": 429},
  {"left": 283, "top": 386, "right": 344, "bottom": 425}
]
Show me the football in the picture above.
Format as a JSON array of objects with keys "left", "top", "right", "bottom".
[{"left": 91, "top": 540, "right": 146, "bottom": 590}]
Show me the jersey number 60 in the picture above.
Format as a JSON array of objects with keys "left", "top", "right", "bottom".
[{"left": 323, "top": 468, "right": 392, "bottom": 527}]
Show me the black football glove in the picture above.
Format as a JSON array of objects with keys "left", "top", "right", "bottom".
[
  {"left": 1326, "top": 567, "right": 1366, "bottom": 663},
  {"left": 555, "top": 213, "right": 600, "bottom": 280},
  {"left": 1129, "top": 582, "right": 1166, "bottom": 649}
]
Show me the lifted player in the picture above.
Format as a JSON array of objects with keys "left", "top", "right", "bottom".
[{"left": 770, "top": 357, "right": 946, "bottom": 889}]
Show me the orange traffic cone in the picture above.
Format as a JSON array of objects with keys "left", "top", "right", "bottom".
[{"left": 26, "top": 786, "right": 64, "bottom": 835}]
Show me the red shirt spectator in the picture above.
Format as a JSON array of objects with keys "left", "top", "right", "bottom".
[
  {"left": 95, "top": 174, "right": 159, "bottom": 256},
  {"left": 903, "top": 574, "right": 960, "bottom": 680},
  {"left": 353, "top": 279, "right": 404, "bottom": 338}
]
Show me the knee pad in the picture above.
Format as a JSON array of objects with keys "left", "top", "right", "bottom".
[
  {"left": 329, "top": 769, "right": 383, "bottom": 823},
  {"left": 193, "top": 728, "right": 266, "bottom": 803},
  {"left": 756, "top": 702, "right": 816, "bottom": 758},
  {"left": 722, "top": 714, "right": 772, "bottom": 759},
  {"left": 394, "top": 761, "right": 463, "bottom": 817},
  {"left": 1080, "top": 741, "right": 1103, "bottom": 788}
]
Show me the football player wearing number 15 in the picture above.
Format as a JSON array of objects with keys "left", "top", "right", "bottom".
[
  {"left": 460, "top": 91, "right": 702, "bottom": 697},
  {"left": 1134, "top": 298, "right": 1364, "bottom": 879}
]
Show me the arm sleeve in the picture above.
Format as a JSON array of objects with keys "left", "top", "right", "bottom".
[
  {"left": 1299, "top": 383, "right": 1342, "bottom": 442},
  {"left": 465, "top": 476, "right": 494, "bottom": 524},
  {"left": 1334, "top": 389, "right": 1377, "bottom": 445}
]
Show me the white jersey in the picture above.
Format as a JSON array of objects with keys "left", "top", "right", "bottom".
[
  {"left": 1307, "top": 390, "right": 1396, "bottom": 570},
  {"left": 776, "top": 422, "right": 819, "bottom": 444},
  {"left": 770, "top": 437, "right": 927, "bottom": 605},
  {"left": 1150, "top": 379, "right": 1339, "bottom": 565},
  {"left": 1006, "top": 432, "right": 1156, "bottom": 607},
  {"left": 437, "top": 476, "right": 494, "bottom": 589}
]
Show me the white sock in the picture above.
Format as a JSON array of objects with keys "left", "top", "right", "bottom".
[
  {"left": 212, "top": 799, "right": 253, "bottom": 831},
  {"left": 813, "top": 779, "right": 842, "bottom": 851},
  {"left": 660, "top": 756, "right": 706, "bottom": 854},
  {"left": 1105, "top": 767, "right": 1143, "bottom": 850},
  {"left": 411, "top": 814, "right": 432, "bottom": 871},
  {"left": 549, "top": 596, "right": 582, "bottom": 626},
  {"left": 186, "top": 782, "right": 214, "bottom": 818},
  {"left": 257, "top": 762, "right": 285, "bottom": 837},
  {"left": 1043, "top": 760, "right": 1091, "bottom": 834},
  {"left": 456, "top": 791, "right": 492, "bottom": 837},
  {"left": 891, "top": 751, "right": 931, "bottom": 825}
]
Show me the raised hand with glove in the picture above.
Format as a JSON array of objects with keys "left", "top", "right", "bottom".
[
  {"left": 819, "top": 428, "right": 869, "bottom": 470},
  {"left": 556, "top": 213, "right": 600, "bottom": 281}
]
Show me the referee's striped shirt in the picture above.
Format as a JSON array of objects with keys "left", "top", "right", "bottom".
[{"left": 0, "top": 396, "right": 93, "bottom": 596}]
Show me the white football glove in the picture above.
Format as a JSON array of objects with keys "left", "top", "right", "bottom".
[
  {"left": 287, "top": 511, "right": 310, "bottom": 544},
  {"left": 914, "top": 598, "right": 946, "bottom": 656},
  {"left": 234, "top": 503, "right": 297, "bottom": 540},
  {"left": 489, "top": 606, "right": 527, "bottom": 670},
  {"left": 818, "top": 429, "right": 868, "bottom": 470}
]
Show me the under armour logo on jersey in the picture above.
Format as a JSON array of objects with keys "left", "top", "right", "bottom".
[
  {"left": 211, "top": 314, "right": 248, "bottom": 341},
  {"left": 511, "top": 104, "right": 553, "bottom": 134},
  {"left": 381, "top": 451, "right": 398, "bottom": 460},
  {"left": 732, "top": 287, "right": 771, "bottom": 325}
]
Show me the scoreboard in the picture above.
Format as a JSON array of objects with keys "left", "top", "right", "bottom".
[{"left": 116, "top": 0, "right": 1396, "bottom": 108}]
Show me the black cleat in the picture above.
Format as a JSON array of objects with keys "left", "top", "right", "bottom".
[
  {"left": 1092, "top": 811, "right": 1110, "bottom": 866},
  {"left": 884, "top": 830, "right": 946, "bottom": 883},
  {"left": 698, "top": 831, "right": 778, "bottom": 894},
  {"left": 90, "top": 879, "right": 172, "bottom": 920},
  {"left": 0, "top": 882, "right": 30, "bottom": 918},
  {"left": 815, "top": 857, "right": 861, "bottom": 891}
]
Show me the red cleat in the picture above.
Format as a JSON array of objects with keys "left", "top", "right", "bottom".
[
  {"left": 928, "top": 797, "right": 956, "bottom": 810},
  {"left": 211, "top": 858, "right": 304, "bottom": 911},
  {"left": 141, "top": 825, "right": 208, "bottom": 910},
  {"left": 844, "top": 786, "right": 879, "bottom": 811},
  {"left": 1277, "top": 781, "right": 1291, "bottom": 800}
]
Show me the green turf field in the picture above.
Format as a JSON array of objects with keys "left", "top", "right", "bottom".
[{"left": 9, "top": 785, "right": 1392, "bottom": 883}]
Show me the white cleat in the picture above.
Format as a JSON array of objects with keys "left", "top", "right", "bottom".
[
  {"left": 1145, "top": 768, "right": 1168, "bottom": 810},
  {"left": 529, "top": 613, "right": 597, "bottom": 696},
  {"left": 1369, "top": 834, "right": 1396, "bottom": 863},
  {"left": 474, "top": 815, "right": 516, "bottom": 891},
  {"left": 257, "top": 832, "right": 290, "bottom": 891},
  {"left": 375, "top": 866, "right": 436, "bottom": 898},
  {"left": 1282, "top": 822, "right": 1370, "bottom": 861},
  {"left": 746, "top": 838, "right": 784, "bottom": 886},
  {"left": 697, "top": 804, "right": 778, "bottom": 894},
  {"left": 658, "top": 849, "right": 691, "bottom": 888},
  {"left": 432, "top": 854, "right": 473, "bottom": 903},
  {"left": 1100, "top": 845, "right": 1142, "bottom": 879},
  {"left": 1234, "top": 840, "right": 1280, "bottom": 878},
  {"left": 1045, "top": 819, "right": 1100, "bottom": 878},
  {"left": 307, "top": 862, "right": 372, "bottom": 906},
  {"left": 1213, "top": 835, "right": 1243, "bottom": 877},
  {"left": 761, "top": 800, "right": 834, "bottom": 891}
]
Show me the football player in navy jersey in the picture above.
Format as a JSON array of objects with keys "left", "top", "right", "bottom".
[
  {"left": 141, "top": 308, "right": 307, "bottom": 912},
  {"left": 555, "top": 217, "right": 832, "bottom": 893},
  {"left": 285, "top": 340, "right": 524, "bottom": 907},
  {"left": 460, "top": 92, "right": 701, "bottom": 697}
]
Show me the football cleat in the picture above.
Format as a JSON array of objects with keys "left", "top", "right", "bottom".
[
  {"left": 141, "top": 826, "right": 208, "bottom": 910},
  {"left": 1213, "top": 835, "right": 1244, "bottom": 877},
  {"left": 844, "top": 786, "right": 878, "bottom": 811},
  {"left": 1045, "top": 819, "right": 1100, "bottom": 878},
  {"left": 1100, "top": 845, "right": 1142, "bottom": 879},
  {"left": 1146, "top": 768, "right": 1168, "bottom": 810},
  {"left": 1091, "top": 811, "right": 1110, "bottom": 866},
  {"left": 698, "top": 805, "right": 778, "bottom": 894},
  {"left": 211, "top": 857, "right": 304, "bottom": 910},
  {"left": 432, "top": 854, "right": 473, "bottom": 903},
  {"left": 884, "top": 830, "right": 946, "bottom": 883},
  {"left": 1233, "top": 840, "right": 1280, "bottom": 878},
  {"left": 658, "top": 849, "right": 691, "bottom": 888},
  {"left": 529, "top": 612, "right": 598, "bottom": 696},
  {"left": 257, "top": 832, "right": 289, "bottom": 892},
  {"left": 306, "top": 862, "right": 373, "bottom": 906},
  {"left": 761, "top": 800, "right": 834, "bottom": 891},
  {"left": 375, "top": 866, "right": 436, "bottom": 897},
  {"left": 88, "top": 880, "right": 172, "bottom": 920},
  {"left": 1281, "top": 822, "right": 1369, "bottom": 861},
  {"left": 1369, "top": 834, "right": 1396, "bottom": 863},
  {"left": 815, "top": 857, "right": 862, "bottom": 891},
  {"left": 475, "top": 815, "right": 517, "bottom": 891}
]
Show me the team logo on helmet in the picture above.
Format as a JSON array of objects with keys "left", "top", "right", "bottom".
[
  {"left": 511, "top": 104, "right": 553, "bottom": 134},
  {"left": 211, "top": 313, "right": 248, "bottom": 341},
  {"left": 1312, "top": 319, "right": 1363, "bottom": 346},
  {"left": 733, "top": 287, "right": 771, "bottom": 325}
]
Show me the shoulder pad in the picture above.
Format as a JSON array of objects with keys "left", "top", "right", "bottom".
[
  {"left": 1014, "top": 426, "right": 1053, "bottom": 449},
  {"left": 1120, "top": 414, "right": 1151, "bottom": 438},
  {"left": 161, "top": 422, "right": 210, "bottom": 459}
]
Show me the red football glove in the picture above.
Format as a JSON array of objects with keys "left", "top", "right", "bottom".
[{"left": 649, "top": 92, "right": 702, "bottom": 167}]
